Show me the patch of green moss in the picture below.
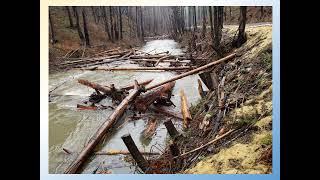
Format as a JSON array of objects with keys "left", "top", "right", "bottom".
[{"left": 260, "top": 133, "right": 272, "bottom": 146}]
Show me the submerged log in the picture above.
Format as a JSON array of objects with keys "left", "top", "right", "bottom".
[
  {"left": 64, "top": 81, "right": 142, "bottom": 174},
  {"left": 95, "top": 149, "right": 159, "bottom": 155},
  {"left": 179, "top": 89, "right": 192, "bottom": 128},
  {"left": 134, "top": 82, "right": 175, "bottom": 112},
  {"left": 149, "top": 105, "right": 183, "bottom": 120},
  {"left": 141, "top": 117, "right": 158, "bottom": 139}
]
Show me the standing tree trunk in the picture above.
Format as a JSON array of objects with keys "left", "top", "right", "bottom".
[
  {"left": 49, "top": 11, "right": 57, "bottom": 44},
  {"left": 114, "top": 8, "right": 119, "bottom": 41},
  {"left": 82, "top": 9, "right": 90, "bottom": 46},
  {"left": 91, "top": 7, "right": 98, "bottom": 24},
  {"left": 153, "top": 7, "right": 157, "bottom": 35},
  {"left": 260, "top": 7, "right": 264, "bottom": 19},
  {"left": 233, "top": 6, "right": 247, "bottom": 48},
  {"left": 109, "top": 7, "right": 115, "bottom": 41},
  {"left": 65, "top": 6, "right": 74, "bottom": 28},
  {"left": 135, "top": 7, "right": 140, "bottom": 38},
  {"left": 224, "top": 7, "right": 227, "bottom": 22},
  {"left": 213, "top": 7, "right": 223, "bottom": 56},
  {"left": 73, "top": 7, "right": 85, "bottom": 43},
  {"left": 208, "top": 6, "right": 214, "bottom": 39},
  {"left": 219, "top": 6, "right": 224, "bottom": 29},
  {"left": 102, "top": 7, "right": 112, "bottom": 42},
  {"left": 193, "top": 6, "right": 197, "bottom": 31},
  {"left": 202, "top": 6, "right": 207, "bottom": 38},
  {"left": 140, "top": 7, "right": 144, "bottom": 42},
  {"left": 229, "top": 7, "right": 232, "bottom": 23},
  {"left": 119, "top": 7, "right": 123, "bottom": 39}
]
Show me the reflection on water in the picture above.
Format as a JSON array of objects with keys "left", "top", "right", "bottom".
[{"left": 49, "top": 39, "right": 207, "bottom": 174}]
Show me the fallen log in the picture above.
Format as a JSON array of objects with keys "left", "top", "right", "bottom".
[
  {"left": 129, "top": 59, "right": 190, "bottom": 63},
  {"left": 155, "top": 55, "right": 170, "bottom": 66},
  {"left": 129, "top": 54, "right": 175, "bottom": 59},
  {"left": 85, "top": 66, "right": 195, "bottom": 71},
  {"left": 119, "top": 79, "right": 153, "bottom": 91},
  {"left": 134, "top": 82, "right": 175, "bottom": 112},
  {"left": 179, "top": 89, "right": 192, "bottom": 128},
  {"left": 149, "top": 105, "right": 183, "bottom": 120},
  {"left": 76, "top": 104, "right": 114, "bottom": 110},
  {"left": 145, "top": 53, "right": 236, "bottom": 91},
  {"left": 64, "top": 80, "right": 142, "bottom": 174},
  {"left": 91, "top": 47, "right": 121, "bottom": 57},
  {"left": 60, "top": 55, "right": 121, "bottom": 66},
  {"left": 95, "top": 149, "right": 160, "bottom": 155},
  {"left": 78, "top": 79, "right": 113, "bottom": 94},
  {"left": 74, "top": 57, "right": 130, "bottom": 68}
]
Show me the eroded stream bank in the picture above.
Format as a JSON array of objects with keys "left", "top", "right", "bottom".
[{"left": 49, "top": 39, "right": 207, "bottom": 174}]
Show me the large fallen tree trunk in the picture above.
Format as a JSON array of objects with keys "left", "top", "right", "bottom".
[
  {"left": 78, "top": 79, "right": 113, "bottom": 94},
  {"left": 64, "top": 81, "right": 142, "bottom": 174},
  {"left": 119, "top": 79, "right": 153, "bottom": 91},
  {"left": 130, "top": 59, "right": 190, "bottom": 63},
  {"left": 179, "top": 89, "right": 192, "bottom": 128},
  {"left": 133, "top": 82, "right": 175, "bottom": 112},
  {"left": 60, "top": 55, "right": 121, "bottom": 66},
  {"left": 83, "top": 66, "right": 195, "bottom": 71},
  {"left": 129, "top": 54, "right": 176, "bottom": 59},
  {"left": 145, "top": 53, "right": 236, "bottom": 91}
]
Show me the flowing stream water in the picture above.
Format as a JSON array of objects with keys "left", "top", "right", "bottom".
[{"left": 49, "top": 39, "right": 208, "bottom": 174}]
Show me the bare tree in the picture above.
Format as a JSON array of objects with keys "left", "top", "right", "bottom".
[
  {"left": 208, "top": 6, "right": 214, "bottom": 39},
  {"left": 109, "top": 7, "right": 114, "bottom": 41},
  {"left": 72, "top": 7, "right": 85, "bottom": 43},
  {"left": 119, "top": 7, "right": 123, "bottom": 39},
  {"left": 102, "top": 7, "right": 112, "bottom": 42},
  {"left": 91, "top": 7, "right": 98, "bottom": 24},
  {"left": 213, "top": 6, "right": 224, "bottom": 56},
  {"left": 140, "top": 7, "right": 144, "bottom": 41},
  {"left": 260, "top": 6, "right": 264, "bottom": 19},
  {"left": 49, "top": 11, "right": 57, "bottom": 44},
  {"left": 82, "top": 8, "right": 90, "bottom": 46},
  {"left": 136, "top": 7, "right": 140, "bottom": 38},
  {"left": 65, "top": 7, "right": 75, "bottom": 28},
  {"left": 233, "top": 6, "right": 247, "bottom": 47},
  {"left": 202, "top": 6, "right": 207, "bottom": 38},
  {"left": 193, "top": 6, "right": 197, "bottom": 31},
  {"left": 153, "top": 7, "right": 157, "bottom": 35}
]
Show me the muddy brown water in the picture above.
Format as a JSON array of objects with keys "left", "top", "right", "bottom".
[{"left": 49, "top": 39, "right": 208, "bottom": 174}]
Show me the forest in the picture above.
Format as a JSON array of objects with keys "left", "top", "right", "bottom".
[{"left": 49, "top": 6, "right": 273, "bottom": 174}]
